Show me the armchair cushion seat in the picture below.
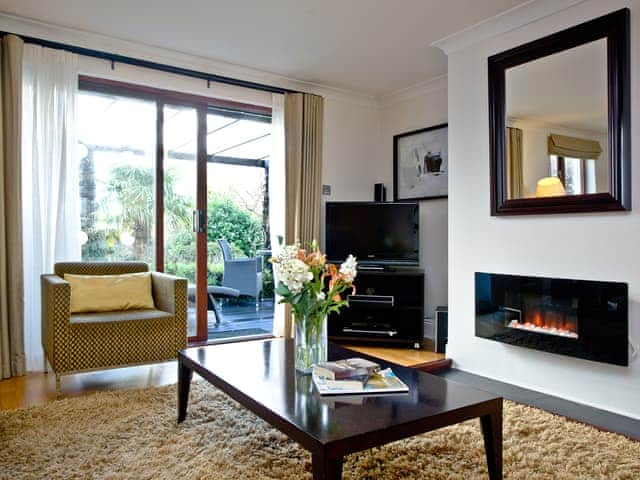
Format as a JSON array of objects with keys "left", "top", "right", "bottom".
[{"left": 70, "top": 309, "right": 172, "bottom": 325}]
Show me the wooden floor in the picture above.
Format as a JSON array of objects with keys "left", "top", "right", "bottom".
[
  {"left": 436, "top": 369, "right": 640, "bottom": 440},
  {"left": 0, "top": 362, "right": 178, "bottom": 411},
  {"left": 340, "top": 342, "right": 450, "bottom": 371}
]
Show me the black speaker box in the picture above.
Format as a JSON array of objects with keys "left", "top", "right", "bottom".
[
  {"left": 374, "top": 183, "right": 386, "bottom": 202},
  {"left": 435, "top": 306, "right": 448, "bottom": 354}
]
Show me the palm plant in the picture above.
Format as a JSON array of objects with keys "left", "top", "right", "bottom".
[{"left": 106, "top": 165, "right": 191, "bottom": 261}]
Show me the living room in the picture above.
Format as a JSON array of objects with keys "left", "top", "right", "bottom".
[{"left": 1, "top": 0, "right": 639, "bottom": 478}]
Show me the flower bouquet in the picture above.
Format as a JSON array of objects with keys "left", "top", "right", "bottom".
[{"left": 271, "top": 242, "right": 357, "bottom": 373}]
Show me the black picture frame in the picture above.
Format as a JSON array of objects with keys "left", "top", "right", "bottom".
[
  {"left": 393, "top": 123, "right": 448, "bottom": 201},
  {"left": 488, "top": 8, "right": 630, "bottom": 216}
]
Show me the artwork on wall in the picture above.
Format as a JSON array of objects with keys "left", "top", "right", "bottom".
[{"left": 393, "top": 123, "right": 448, "bottom": 201}]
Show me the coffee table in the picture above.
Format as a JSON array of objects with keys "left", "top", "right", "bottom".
[{"left": 177, "top": 339, "right": 502, "bottom": 479}]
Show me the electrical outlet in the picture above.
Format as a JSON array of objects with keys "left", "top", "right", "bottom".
[{"left": 322, "top": 184, "right": 331, "bottom": 196}]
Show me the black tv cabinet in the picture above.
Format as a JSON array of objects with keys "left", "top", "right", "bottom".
[{"left": 328, "top": 267, "right": 424, "bottom": 349}]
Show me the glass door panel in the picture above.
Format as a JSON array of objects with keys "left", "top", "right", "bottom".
[
  {"left": 77, "top": 91, "right": 157, "bottom": 264},
  {"left": 162, "top": 104, "right": 200, "bottom": 338},
  {"left": 206, "top": 111, "right": 274, "bottom": 340}
]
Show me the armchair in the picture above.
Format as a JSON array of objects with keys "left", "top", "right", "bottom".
[
  {"left": 41, "top": 261, "right": 187, "bottom": 391},
  {"left": 218, "top": 239, "right": 263, "bottom": 299}
]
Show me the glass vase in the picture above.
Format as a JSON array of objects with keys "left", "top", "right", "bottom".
[{"left": 294, "top": 313, "right": 327, "bottom": 374}]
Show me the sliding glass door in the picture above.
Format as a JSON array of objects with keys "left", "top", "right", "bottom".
[{"left": 77, "top": 77, "right": 273, "bottom": 343}]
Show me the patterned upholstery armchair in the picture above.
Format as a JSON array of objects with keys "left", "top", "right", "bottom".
[{"left": 41, "top": 262, "right": 187, "bottom": 390}]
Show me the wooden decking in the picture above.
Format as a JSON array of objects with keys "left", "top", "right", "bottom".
[{"left": 206, "top": 297, "right": 274, "bottom": 340}]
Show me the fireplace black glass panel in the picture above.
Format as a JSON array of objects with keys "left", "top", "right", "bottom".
[{"left": 475, "top": 272, "right": 628, "bottom": 366}]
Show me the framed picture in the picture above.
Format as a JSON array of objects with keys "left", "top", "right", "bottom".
[{"left": 393, "top": 123, "right": 448, "bottom": 201}]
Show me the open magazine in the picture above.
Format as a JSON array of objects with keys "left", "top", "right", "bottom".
[{"left": 312, "top": 367, "right": 409, "bottom": 396}]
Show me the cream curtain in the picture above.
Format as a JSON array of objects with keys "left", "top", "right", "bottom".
[
  {"left": 269, "top": 93, "right": 286, "bottom": 338},
  {"left": 548, "top": 133, "right": 602, "bottom": 160},
  {"left": 273, "top": 92, "right": 324, "bottom": 338},
  {"left": 0, "top": 35, "right": 25, "bottom": 379},
  {"left": 506, "top": 127, "right": 523, "bottom": 199},
  {"left": 22, "top": 45, "right": 81, "bottom": 371}
]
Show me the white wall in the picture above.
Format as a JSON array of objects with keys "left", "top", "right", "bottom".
[
  {"left": 380, "top": 79, "right": 448, "bottom": 321},
  {"left": 446, "top": 0, "right": 640, "bottom": 418},
  {"left": 322, "top": 98, "right": 383, "bottom": 201}
]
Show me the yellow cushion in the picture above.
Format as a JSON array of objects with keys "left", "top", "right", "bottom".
[{"left": 64, "top": 272, "right": 155, "bottom": 313}]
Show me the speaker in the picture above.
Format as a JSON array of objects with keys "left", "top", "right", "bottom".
[
  {"left": 435, "top": 306, "right": 448, "bottom": 354},
  {"left": 374, "top": 183, "right": 386, "bottom": 202}
]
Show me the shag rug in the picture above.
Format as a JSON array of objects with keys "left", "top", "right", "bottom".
[{"left": 1, "top": 382, "right": 638, "bottom": 479}]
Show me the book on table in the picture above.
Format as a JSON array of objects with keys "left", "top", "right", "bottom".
[
  {"left": 313, "top": 358, "right": 381, "bottom": 380},
  {"left": 312, "top": 359, "right": 409, "bottom": 396}
]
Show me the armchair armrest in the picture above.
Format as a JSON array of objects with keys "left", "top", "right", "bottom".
[
  {"left": 151, "top": 272, "right": 188, "bottom": 349},
  {"left": 41, "top": 274, "right": 71, "bottom": 372}
]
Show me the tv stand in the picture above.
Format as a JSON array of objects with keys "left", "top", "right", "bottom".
[{"left": 328, "top": 267, "right": 424, "bottom": 348}]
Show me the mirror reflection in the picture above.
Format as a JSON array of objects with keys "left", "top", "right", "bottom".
[{"left": 505, "top": 38, "right": 608, "bottom": 199}]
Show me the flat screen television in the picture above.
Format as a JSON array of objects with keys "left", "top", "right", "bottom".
[{"left": 325, "top": 202, "right": 419, "bottom": 266}]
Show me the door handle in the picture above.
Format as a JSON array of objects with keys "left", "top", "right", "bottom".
[{"left": 192, "top": 210, "right": 206, "bottom": 233}]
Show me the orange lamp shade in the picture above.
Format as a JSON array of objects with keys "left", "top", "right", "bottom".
[{"left": 536, "top": 177, "right": 566, "bottom": 197}]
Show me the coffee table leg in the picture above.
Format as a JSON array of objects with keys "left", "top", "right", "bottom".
[
  {"left": 312, "top": 451, "right": 342, "bottom": 480},
  {"left": 177, "top": 359, "right": 193, "bottom": 423},
  {"left": 480, "top": 400, "right": 503, "bottom": 480}
]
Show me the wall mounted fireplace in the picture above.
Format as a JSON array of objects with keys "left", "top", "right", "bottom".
[{"left": 475, "top": 272, "right": 628, "bottom": 366}]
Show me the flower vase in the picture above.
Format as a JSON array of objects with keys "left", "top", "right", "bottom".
[{"left": 294, "top": 313, "right": 327, "bottom": 374}]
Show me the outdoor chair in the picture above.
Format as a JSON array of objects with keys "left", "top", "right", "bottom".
[{"left": 218, "top": 239, "right": 263, "bottom": 300}]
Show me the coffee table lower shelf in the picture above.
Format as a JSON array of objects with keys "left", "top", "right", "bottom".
[{"left": 177, "top": 340, "right": 502, "bottom": 480}]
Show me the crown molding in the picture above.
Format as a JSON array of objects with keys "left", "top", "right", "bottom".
[
  {"left": 0, "top": 12, "right": 379, "bottom": 107},
  {"left": 379, "top": 74, "right": 447, "bottom": 107},
  {"left": 431, "top": 0, "right": 588, "bottom": 55}
]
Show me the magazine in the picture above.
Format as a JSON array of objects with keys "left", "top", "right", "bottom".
[{"left": 312, "top": 368, "right": 409, "bottom": 396}]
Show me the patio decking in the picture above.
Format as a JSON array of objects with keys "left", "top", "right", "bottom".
[
  {"left": 208, "top": 297, "right": 274, "bottom": 340},
  {"left": 187, "top": 297, "right": 274, "bottom": 340}
]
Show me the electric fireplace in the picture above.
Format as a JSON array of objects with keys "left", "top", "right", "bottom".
[{"left": 475, "top": 272, "right": 628, "bottom": 366}]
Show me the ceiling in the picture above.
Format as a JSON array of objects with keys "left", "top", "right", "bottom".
[
  {"left": 507, "top": 39, "right": 608, "bottom": 133},
  {"left": 0, "top": 0, "right": 529, "bottom": 96}
]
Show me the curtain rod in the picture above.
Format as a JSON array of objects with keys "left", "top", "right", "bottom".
[{"left": 0, "top": 31, "right": 296, "bottom": 95}]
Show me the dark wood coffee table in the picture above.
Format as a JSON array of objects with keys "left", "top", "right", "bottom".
[{"left": 177, "top": 339, "right": 502, "bottom": 479}]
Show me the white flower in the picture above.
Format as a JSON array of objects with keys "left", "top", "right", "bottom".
[
  {"left": 316, "top": 291, "right": 326, "bottom": 301},
  {"left": 274, "top": 256, "right": 313, "bottom": 294},
  {"left": 339, "top": 254, "right": 358, "bottom": 283}
]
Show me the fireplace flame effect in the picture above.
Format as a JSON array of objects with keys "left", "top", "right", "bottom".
[{"left": 507, "top": 309, "right": 578, "bottom": 339}]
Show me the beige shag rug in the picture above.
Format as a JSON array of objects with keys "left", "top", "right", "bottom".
[{"left": 1, "top": 381, "right": 638, "bottom": 479}]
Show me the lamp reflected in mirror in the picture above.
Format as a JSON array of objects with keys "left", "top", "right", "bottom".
[{"left": 536, "top": 177, "right": 565, "bottom": 197}]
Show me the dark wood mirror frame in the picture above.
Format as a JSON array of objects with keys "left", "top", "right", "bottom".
[{"left": 488, "top": 8, "right": 630, "bottom": 216}]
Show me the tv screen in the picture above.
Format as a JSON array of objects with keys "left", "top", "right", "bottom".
[{"left": 325, "top": 202, "right": 419, "bottom": 266}]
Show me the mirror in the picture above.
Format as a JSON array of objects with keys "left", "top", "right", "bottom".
[{"left": 489, "top": 9, "right": 630, "bottom": 215}]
